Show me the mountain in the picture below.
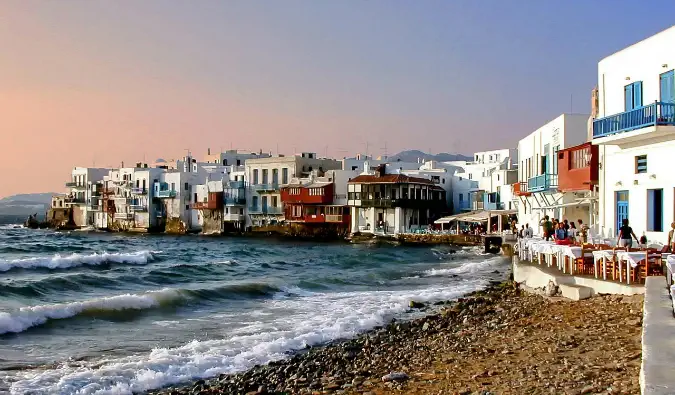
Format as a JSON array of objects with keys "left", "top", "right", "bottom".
[
  {"left": 387, "top": 150, "right": 472, "bottom": 163},
  {"left": 0, "top": 193, "right": 55, "bottom": 223}
]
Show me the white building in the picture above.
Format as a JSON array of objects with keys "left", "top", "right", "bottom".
[
  {"left": 447, "top": 149, "right": 518, "bottom": 214},
  {"left": 244, "top": 153, "right": 342, "bottom": 227},
  {"left": 341, "top": 154, "right": 421, "bottom": 173},
  {"left": 516, "top": 113, "right": 590, "bottom": 235},
  {"left": 202, "top": 149, "right": 270, "bottom": 167},
  {"left": 65, "top": 167, "right": 109, "bottom": 227},
  {"left": 592, "top": 25, "right": 675, "bottom": 244}
]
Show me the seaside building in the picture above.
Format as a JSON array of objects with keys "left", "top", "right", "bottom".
[
  {"left": 514, "top": 113, "right": 590, "bottom": 235},
  {"left": 591, "top": 25, "right": 675, "bottom": 243},
  {"left": 280, "top": 169, "right": 357, "bottom": 235},
  {"left": 202, "top": 148, "right": 270, "bottom": 166},
  {"left": 347, "top": 164, "right": 447, "bottom": 234},
  {"left": 244, "top": 153, "right": 342, "bottom": 227},
  {"left": 448, "top": 149, "right": 518, "bottom": 214},
  {"left": 65, "top": 167, "right": 109, "bottom": 228},
  {"left": 193, "top": 179, "right": 225, "bottom": 234}
]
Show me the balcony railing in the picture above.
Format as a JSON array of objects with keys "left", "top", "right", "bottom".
[
  {"left": 156, "top": 190, "right": 177, "bottom": 198},
  {"left": 192, "top": 201, "right": 220, "bottom": 210},
  {"left": 228, "top": 180, "right": 245, "bottom": 189},
  {"left": 114, "top": 212, "right": 134, "bottom": 220},
  {"left": 254, "top": 183, "right": 279, "bottom": 191},
  {"left": 485, "top": 202, "right": 505, "bottom": 210},
  {"left": 248, "top": 206, "right": 283, "bottom": 214},
  {"left": 224, "top": 197, "right": 246, "bottom": 205},
  {"left": 130, "top": 204, "right": 148, "bottom": 212},
  {"left": 326, "top": 214, "right": 345, "bottom": 223},
  {"left": 131, "top": 187, "right": 148, "bottom": 195},
  {"left": 65, "top": 181, "right": 78, "bottom": 187},
  {"left": 527, "top": 174, "right": 558, "bottom": 193},
  {"left": 593, "top": 102, "right": 675, "bottom": 138}
]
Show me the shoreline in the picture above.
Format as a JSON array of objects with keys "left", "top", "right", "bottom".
[{"left": 148, "top": 281, "right": 643, "bottom": 395}]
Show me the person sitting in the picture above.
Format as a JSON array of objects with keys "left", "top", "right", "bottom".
[{"left": 554, "top": 222, "right": 570, "bottom": 245}]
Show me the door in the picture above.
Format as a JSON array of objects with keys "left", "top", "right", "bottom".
[
  {"left": 615, "top": 191, "right": 629, "bottom": 236},
  {"left": 262, "top": 196, "right": 268, "bottom": 213}
]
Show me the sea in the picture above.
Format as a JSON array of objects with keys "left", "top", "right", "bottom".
[{"left": 0, "top": 225, "right": 509, "bottom": 395}]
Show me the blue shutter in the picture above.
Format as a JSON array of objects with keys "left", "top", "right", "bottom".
[
  {"left": 625, "top": 84, "right": 634, "bottom": 111},
  {"left": 661, "top": 70, "right": 675, "bottom": 103},
  {"left": 633, "top": 81, "right": 642, "bottom": 108}
]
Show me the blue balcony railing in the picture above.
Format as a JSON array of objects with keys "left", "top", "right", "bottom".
[
  {"left": 484, "top": 202, "right": 505, "bottom": 210},
  {"left": 527, "top": 174, "right": 558, "bottom": 193},
  {"left": 131, "top": 187, "right": 147, "bottom": 195},
  {"left": 228, "top": 180, "right": 245, "bottom": 189},
  {"left": 156, "top": 190, "right": 177, "bottom": 198},
  {"left": 593, "top": 102, "right": 675, "bottom": 138},
  {"left": 224, "top": 197, "right": 246, "bottom": 205}
]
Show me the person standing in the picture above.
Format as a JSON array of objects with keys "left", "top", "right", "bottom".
[
  {"left": 668, "top": 222, "right": 675, "bottom": 252},
  {"left": 525, "top": 223, "right": 533, "bottom": 238},
  {"left": 617, "top": 219, "right": 638, "bottom": 248},
  {"left": 568, "top": 222, "right": 577, "bottom": 241},
  {"left": 541, "top": 216, "right": 553, "bottom": 241}
]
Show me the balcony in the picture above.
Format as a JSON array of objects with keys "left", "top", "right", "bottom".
[
  {"left": 131, "top": 187, "right": 148, "bottom": 195},
  {"left": 254, "top": 183, "right": 279, "bottom": 192},
  {"left": 592, "top": 102, "right": 675, "bottom": 143},
  {"left": 527, "top": 174, "right": 558, "bottom": 193},
  {"left": 224, "top": 197, "right": 246, "bottom": 206},
  {"left": 65, "top": 181, "right": 78, "bottom": 187},
  {"left": 228, "top": 180, "right": 245, "bottom": 189},
  {"left": 248, "top": 206, "right": 283, "bottom": 215},
  {"left": 359, "top": 198, "right": 446, "bottom": 209},
  {"left": 114, "top": 212, "right": 134, "bottom": 220},
  {"left": 193, "top": 201, "right": 220, "bottom": 210},
  {"left": 156, "top": 190, "right": 177, "bottom": 198},
  {"left": 130, "top": 204, "right": 148, "bottom": 212},
  {"left": 484, "top": 202, "right": 505, "bottom": 210},
  {"left": 512, "top": 182, "right": 531, "bottom": 197},
  {"left": 557, "top": 142, "right": 599, "bottom": 192},
  {"left": 458, "top": 201, "right": 470, "bottom": 211},
  {"left": 223, "top": 213, "right": 245, "bottom": 222}
]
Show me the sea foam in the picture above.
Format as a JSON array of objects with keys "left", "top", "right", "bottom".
[
  {"left": 0, "top": 250, "right": 159, "bottom": 272},
  {"left": 0, "top": 288, "right": 183, "bottom": 335}
]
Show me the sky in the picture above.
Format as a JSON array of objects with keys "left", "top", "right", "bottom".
[{"left": 1, "top": 1, "right": 674, "bottom": 198}]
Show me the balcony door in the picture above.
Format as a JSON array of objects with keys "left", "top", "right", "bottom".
[{"left": 615, "top": 191, "right": 629, "bottom": 236}]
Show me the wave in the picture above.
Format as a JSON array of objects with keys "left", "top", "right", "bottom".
[
  {"left": 0, "top": 250, "right": 159, "bottom": 272},
  {"left": 0, "top": 289, "right": 184, "bottom": 335},
  {"left": 4, "top": 281, "right": 485, "bottom": 395},
  {"left": 0, "top": 282, "right": 310, "bottom": 335},
  {"left": 424, "top": 254, "right": 507, "bottom": 277},
  {"left": 0, "top": 224, "right": 25, "bottom": 230}
]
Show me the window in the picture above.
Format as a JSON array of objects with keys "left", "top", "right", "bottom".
[
  {"left": 193, "top": 193, "right": 198, "bottom": 203},
  {"left": 497, "top": 174, "right": 500, "bottom": 181},
  {"left": 351, "top": 166, "right": 358, "bottom": 171},
  {"left": 237, "top": 159, "right": 241, "bottom": 166},
  {"left": 262, "top": 169, "right": 268, "bottom": 184},
  {"left": 459, "top": 193, "right": 463, "bottom": 202},
  {"left": 184, "top": 182, "right": 189, "bottom": 191},
  {"left": 171, "top": 182, "right": 175, "bottom": 191},
  {"left": 647, "top": 189, "right": 663, "bottom": 232},
  {"left": 624, "top": 81, "right": 643, "bottom": 111},
  {"left": 271, "top": 196, "right": 278, "bottom": 207},
  {"left": 570, "top": 147, "right": 591, "bottom": 169},
  {"left": 185, "top": 205, "right": 189, "bottom": 211},
  {"left": 223, "top": 159, "right": 228, "bottom": 166},
  {"left": 253, "top": 169, "right": 259, "bottom": 185},
  {"left": 272, "top": 169, "right": 279, "bottom": 185},
  {"left": 635, "top": 155, "right": 647, "bottom": 174},
  {"left": 282, "top": 168, "right": 288, "bottom": 184},
  {"left": 252, "top": 196, "right": 258, "bottom": 208},
  {"left": 468, "top": 174, "right": 472, "bottom": 180}
]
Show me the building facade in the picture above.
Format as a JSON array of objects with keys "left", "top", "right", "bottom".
[
  {"left": 592, "top": 26, "right": 675, "bottom": 243},
  {"left": 515, "top": 113, "right": 590, "bottom": 235}
]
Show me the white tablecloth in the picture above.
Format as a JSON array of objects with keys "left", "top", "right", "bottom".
[{"left": 616, "top": 251, "right": 646, "bottom": 268}]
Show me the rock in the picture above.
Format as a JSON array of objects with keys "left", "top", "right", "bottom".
[
  {"left": 382, "top": 372, "right": 409, "bottom": 382},
  {"left": 422, "top": 322, "right": 430, "bottom": 331},
  {"left": 409, "top": 301, "right": 425, "bottom": 309},
  {"left": 580, "top": 385, "right": 595, "bottom": 394}
]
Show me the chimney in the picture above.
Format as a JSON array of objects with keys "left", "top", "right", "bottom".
[{"left": 207, "top": 148, "right": 211, "bottom": 155}]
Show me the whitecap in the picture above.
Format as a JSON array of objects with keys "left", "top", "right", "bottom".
[{"left": 0, "top": 250, "right": 160, "bottom": 272}]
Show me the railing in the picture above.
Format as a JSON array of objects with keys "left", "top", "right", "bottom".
[
  {"left": 131, "top": 187, "right": 147, "bottom": 195},
  {"left": 130, "top": 204, "right": 148, "bottom": 212},
  {"left": 326, "top": 214, "right": 344, "bottom": 223},
  {"left": 254, "top": 183, "right": 279, "bottom": 191},
  {"left": 224, "top": 197, "right": 246, "bottom": 205},
  {"left": 458, "top": 201, "right": 470, "bottom": 210},
  {"left": 248, "top": 206, "right": 282, "bottom": 214},
  {"left": 228, "top": 181, "right": 245, "bottom": 189},
  {"left": 65, "top": 181, "right": 78, "bottom": 187},
  {"left": 155, "top": 190, "right": 177, "bottom": 198},
  {"left": 527, "top": 174, "right": 558, "bottom": 193},
  {"left": 65, "top": 198, "right": 86, "bottom": 204},
  {"left": 114, "top": 212, "right": 134, "bottom": 220},
  {"left": 592, "top": 102, "right": 675, "bottom": 138},
  {"left": 484, "top": 202, "right": 505, "bottom": 210},
  {"left": 223, "top": 213, "right": 245, "bottom": 221},
  {"left": 193, "top": 201, "right": 219, "bottom": 210}
]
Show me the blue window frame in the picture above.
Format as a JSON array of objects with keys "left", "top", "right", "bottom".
[
  {"left": 624, "top": 81, "right": 643, "bottom": 111},
  {"left": 660, "top": 70, "right": 674, "bottom": 104},
  {"left": 647, "top": 189, "right": 663, "bottom": 232},
  {"left": 635, "top": 155, "right": 647, "bottom": 174}
]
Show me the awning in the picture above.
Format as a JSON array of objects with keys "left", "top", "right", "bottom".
[
  {"left": 435, "top": 209, "right": 516, "bottom": 224},
  {"left": 532, "top": 199, "right": 592, "bottom": 210}
]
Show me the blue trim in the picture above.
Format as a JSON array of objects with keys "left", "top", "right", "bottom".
[{"left": 592, "top": 102, "right": 675, "bottom": 138}]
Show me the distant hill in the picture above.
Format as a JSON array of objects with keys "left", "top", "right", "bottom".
[
  {"left": 0, "top": 193, "right": 55, "bottom": 223},
  {"left": 388, "top": 150, "right": 472, "bottom": 163}
]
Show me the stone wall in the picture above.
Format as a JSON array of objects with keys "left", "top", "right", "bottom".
[
  {"left": 165, "top": 217, "right": 187, "bottom": 234},
  {"left": 200, "top": 209, "right": 223, "bottom": 235}
]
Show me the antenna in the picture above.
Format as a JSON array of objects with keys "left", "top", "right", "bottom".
[
  {"left": 382, "top": 141, "right": 388, "bottom": 158},
  {"left": 570, "top": 94, "right": 573, "bottom": 113}
]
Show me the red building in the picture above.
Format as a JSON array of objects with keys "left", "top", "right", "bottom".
[
  {"left": 556, "top": 142, "right": 599, "bottom": 192},
  {"left": 280, "top": 180, "right": 351, "bottom": 229}
]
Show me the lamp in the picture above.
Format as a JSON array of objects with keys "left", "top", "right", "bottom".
[
  {"left": 625, "top": 77, "right": 631, "bottom": 81},
  {"left": 616, "top": 181, "right": 622, "bottom": 186},
  {"left": 584, "top": 151, "right": 592, "bottom": 167},
  {"left": 663, "top": 64, "right": 669, "bottom": 68}
]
